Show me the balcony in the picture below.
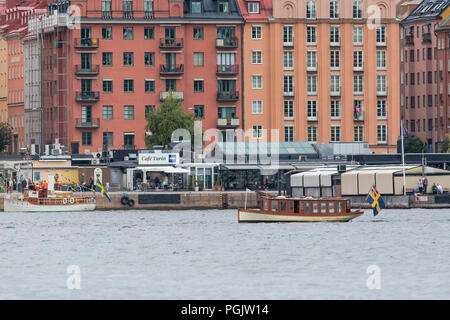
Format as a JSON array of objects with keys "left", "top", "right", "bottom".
[
  {"left": 353, "top": 108, "right": 364, "bottom": 121},
  {"left": 75, "top": 65, "right": 100, "bottom": 77},
  {"left": 377, "top": 89, "right": 388, "bottom": 96},
  {"left": 307, "top": 115, "right": 318, "bottom": 122},
  {"left": 159, "top": 64, "right": 184, "bottom": 76},
  {"left": 159, "top": 38, "right": 183, "bottom": 49},
  {"left": 217, "top": 118, "right": 240, "bottom": 128},
  {"left": 284, "top": 90, "right": 295, "bottom": 97},
  {"left": 283, "top": 41, "right": 294, "bottom": 47},
  {"left": 123, "top": 144, "right": 137, "bottom": 150},
  {"left": 74, "top": 38, "right": 100, "bottom": 49},
  {"left": 216, "top": 38, "right": 239, "bottom": 48},
  {"left": 405, "top": 35, "right": 414, "bottom": 45},
  {"left": 75, "top": 91, "right": 100, "bottom": 102},
  {"left": 216, "top": 65, "right": 239, "bottom": 75},
  {"left": 160, "top": 91, "right": 184, "bottom": 101},
  {"left": 217, "top": 91, "right": 239, "bottom": 101},
  {"left": 422, "top": 33, "right": 432, "bottom": 44},
  {"left": 75, "top": 118, "right": 100, "bottom": 129},
  {"left": 330, "top": 89, "right": 341, "bottom": 97}
]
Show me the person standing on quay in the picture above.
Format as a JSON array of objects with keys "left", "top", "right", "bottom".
[
  {"left": 423, "top": 176, "right": 428, "bottom": 195},
  {"left": 418, "top": 177, "right": 423, "bottom": 194}
]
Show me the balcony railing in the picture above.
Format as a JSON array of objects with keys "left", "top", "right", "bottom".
[
  {"left": 216, "top": 65, "right": 239, "bottom": 75},
  {"left": 160, "top": 91, "right": 184, "bottom": 101},
  {"left": 217, "top": 91, "right": 239, "bottom": 101},
  {"left": 330, "top": 89, "right": 341, "bottom": 96},
  {"left": 405, "top": 34, "right": 414, "bottom": 45},
  {"left": 159, "top": 38, "right": 184, "bottom": 48},
  {"left": 377, "top": 88, "right": 388, "bottom": 96},
  {"left": 307, "top": 115, "right": 318, "bottom": 121},
  {"left": 123, "top": 144, "right": 137, "bottom": 150},
  {"left": 159, "top": 64, "right": 184, "bottom": 75},
  {"left": 75, "top": 118, "right": 100, "bottom": 128},
  {"left": 217, "top": 118, "right": 240, "bottom": 128},
  {"left": 75, "top": 91, "right": 100, "bottom": 102},
  {"left": 422, "top": 33, "right": 432, "bottom": 43},
  {"left": 284, "top": 90, "right": 295, "bottom": 97},
  {"left": 216, "top": 38, "right": 239, "bottom": 48},
  {"left": 88, "top": 10, "right": 162, "bottom": 19},
  {"left": 75, "top": 65, "right": 100, "bottom": 76},
  {"left": 74, "top": 38, "right": 99, "bottom": 49}
]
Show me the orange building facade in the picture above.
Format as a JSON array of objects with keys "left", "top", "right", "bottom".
[{"left": 238, "top": 0, "right": 402, "bottom": 153}]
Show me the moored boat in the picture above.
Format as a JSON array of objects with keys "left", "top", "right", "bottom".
[
  {"left": 4, "top": 189, "right": 96, "bottom": 212},
  {"left": 238, "top": 196, "right": 363, "bottom": 222}
]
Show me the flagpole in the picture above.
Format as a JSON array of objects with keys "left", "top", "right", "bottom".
[{"left": 401, "top": 120, "right": 406, "bottom": 196}]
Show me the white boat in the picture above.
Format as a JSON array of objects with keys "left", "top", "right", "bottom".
[{"left": 3, "top": 190, "right": 96, "bottom": 212}]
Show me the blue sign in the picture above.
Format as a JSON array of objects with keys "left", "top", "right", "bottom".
[
  {"left": 34, "top": 172, "right": 40, "bottom": 181},
  {"left": 168, "top": 154, "right": 177, "bottom": 163}
]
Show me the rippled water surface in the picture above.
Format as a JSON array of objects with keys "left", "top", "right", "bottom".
[{"left": 0, "top": 208, "right": 449, "bottom": 299}]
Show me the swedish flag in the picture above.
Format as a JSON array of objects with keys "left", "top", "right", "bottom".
[
  {"left": 366, "top": 186, "right": 385, "bottom": 216},
  {"left": 96, "top": 179, "right": 111, "bottom": 202}
]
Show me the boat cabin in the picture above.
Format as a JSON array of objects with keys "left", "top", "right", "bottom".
[{"left": 260, "top": 196, "right": 351, "bottom": 215}]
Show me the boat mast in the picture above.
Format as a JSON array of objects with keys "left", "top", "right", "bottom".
[{"left": 401, "top": 120, "right": 406, "bottom": 196}]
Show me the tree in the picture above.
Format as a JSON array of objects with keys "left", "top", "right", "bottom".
[
  {"left": 404, "top": 136, "right": 425, "bottom": 153},
  {"left": 442, "top": 134, "right": 450, "bottom": 153},
  {"left": 145, "top": 91, "right": 195, "bottom": 148},
  {"left": 0, "top": 122, "right": 12, "bottom": 153}
]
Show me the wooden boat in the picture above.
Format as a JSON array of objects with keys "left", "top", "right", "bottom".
[
  {"left": 3, "top": 189, "right": 96, "bottom": 212},
  {"left": 238, "top": 196, "right": 363, "bottom": 222}
]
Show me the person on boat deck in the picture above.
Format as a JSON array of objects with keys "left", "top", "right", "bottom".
[
  {"left": 432, "top": 183, "right": 437, "bottom": 194},
  {"left": 42, "top": 180, "right": 48, "bottom": 197},
  {"left": 28, "top": 180, "right": 35, "bottom": 191},
  {"left": 423, "top": 176, "right": 428, "bottom": 194},
  {"left": 418, "top": 178, "right": 423, "bottom": 194}
]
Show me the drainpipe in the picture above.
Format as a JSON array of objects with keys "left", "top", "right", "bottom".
[{"left": 240, "top": 23, "right": 244, "bottom": 142}]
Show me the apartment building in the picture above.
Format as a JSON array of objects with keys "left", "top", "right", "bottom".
[
  {"left": 0, "top": 1, "right": 7, "bottom": 124},
  {"left": 400, "top": 0, "right": 449, "bottom": 153},
  {"left": 239, "top": 0, "right": 401, "bottom": 154},
  {"left": 29, "top": 0, "right": 243, "bottom": 155}
]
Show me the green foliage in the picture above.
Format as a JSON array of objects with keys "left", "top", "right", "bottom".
[
  {"left": 404, "top": 136, "right": 425, "bottom": 153},
  {"left": 145, "top": 91, "right": 195, "bottom": 148},
  {"left": 0, "top": 122, "right": 12, "bottom": 153},
  {"left": 442, "top": 134, "right": 450, "bottom": 153}
]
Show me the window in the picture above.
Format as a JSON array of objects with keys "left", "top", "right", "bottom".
[
  {"left": 377, "top": 75, "right": 387, "bottom": 93},
  {"left": 377, "top": 50, "right": 386, "bottom": 69},
  {"left": 252, "top": 50, "right": 262, "bottom": 64},
  {"left": 145, "top": 105, "right": 155, "bottom": 119},
  {"left": 82, "top": 132, "right": 92, "bottom": 146},
  {"left": 307, "top": 75, "right": 317, "bottom": 94},
  {"left": 102, "top": 52, "right": 112, "bottom": 66},
  {"left": 252, "top": 26, "right": 262, "bottom": 39},
  {"left": 307, "top": 26, "right": 316, "bottom": 45},
  {"left": 284, "top": 50, "right": 294, "bottom": 69},
  {"left": 145, "top": 80, "right": 155, "bottom": 93},
  {"left": 144, "top": 52, "right": 155, "bottom": 66},
  {"left": 194, "top": 105, "right": 204, "bottom": 119},
  {"left": 284, "top": 100, "right": 294, "bottom": 119},
  {"left": 284, "top": 126, "right": 294, "bottom": 142},
  {"left": 191, "top": 0, "right": 202, "bottom": 13},
  {"left": 353, "top": 25, "right": 363, "bottom": 45},
  {"left": 252, "top": 125, "right": 263, "bottom": 139},
  {"left": 102, "top": 27, "right": 112, "bottom": 39},
  {"left": 307, "top": 100, "right": 317, "bottom": 119},
  {"left": 284, "top": 75, "right": 294, "bottom": 93},
  {"left": 330, "top": 75, "right": 340, "bottom": 94},
  {"left": 354, "top": 125, "right": 364, "bottom": 142},
  {"left": 123, "top": 27, "right": 133, "bottom": 40},
  {"left": 376, "top": 25, "right": 386, "bottom": 45},
  {"left": 124, "top": 134, "right": 135, "bottom": 148},
  {"left": 248, "top": 2, "right": 259, "bottom": 13},
  {"left": 353, "top": 1, "right": 362, "bottom": 19},
  {"left": 330, "top": 99, "right": 340, "bottom": 119},
  {"left": 103, "top": 80, "right": 113, "bottom": 93},
  {"left": 354, "top": 51, "right": 363, "bottom": 69},
  {"left": 252, "top": 75, "right": 263, "bottom": 89},
  {"left": 354, "top": 74, "right": 363, "bottom": 94},
  {"left": 252, "top": 100, "right": 263, "bottom": 114},
  {"left": 103, "top": 106, "right": 113, "bottom": 120},
  {"left": 193, "top": 27, "right": 204, "bottom": 40},
  {"left": 123, "top": 0, "right": 133, "bottom": 18},
  {"left": 81, "top": 105, "right": 92, "bottom": 124},
  {"left": 377, "top": 125, "right": 387, "bottom": 143},
  {"left": 103, "top": 132, "right": 113, "bottom": 147},
  {"left": 308, "top": 126, "right": 317, "bottom": 142},
  {"left": 124, "top": 79, "right": 134, "bottom": 92},
  {"left": 144, "top": 27, "right": 154, "bottom": 40},
  {"left": 124, "top": 105, "right": 135, "bottom": 120},
  {"left": 330, "top": 50, "right": 340, "bottom": 69},
  {"left": 194, "top": 80, "right": 204, "bottom": 92},
  {"left": 330, "top": 26, "right": 340, "bottom": 45},
  {"left": 123, "top": 52, "right": 134, "bottom": 66},
  {"left": 306, "top": 1, "right": 316, "bottom": 19},
  {"left": 284, "top": 25, "right": 294, "bottom": 45},
  {"left": 330, "top": 1, "right": 340, "bottom": 19},
  {"left": 193, "top": 52, "right": 204, "bottom": 66},
  {"left": 331, "top": 126, "right": 341, "bottom": 142},
  {"left": 218, "top": 1, "right": 229, "bottom": 13}
]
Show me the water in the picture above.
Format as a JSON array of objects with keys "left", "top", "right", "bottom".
[{"left": 0, "top": 208, "right": 449, "bottom": 299}]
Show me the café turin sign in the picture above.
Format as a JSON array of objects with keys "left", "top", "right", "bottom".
[{"left": 138, "top": 153, "right": 179, "bottom": 165}]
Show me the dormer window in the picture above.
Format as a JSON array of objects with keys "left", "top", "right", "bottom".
[
  {"left": 191, "top": 0, "right": 202, "bottom": 14},
  {"left": 218, "top": 1, "right": 229, "bottom": 13},
  {"left": 248, "top": 2, "right": 260, "bottom": 14}
]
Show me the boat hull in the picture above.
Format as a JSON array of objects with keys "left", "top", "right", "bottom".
[
  {"left": 3, "top": 198, "right": 96, "bottom": 212},
  {"left": 238, "top": 209, "right": 363, "bottom": 223}
]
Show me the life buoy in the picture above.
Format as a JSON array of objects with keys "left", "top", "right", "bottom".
[
  {"left": 121, "top": 197, "right": 129, "bottom": 205},
  {"left": 127, "top": 199, "right": 135, "bottom": 207},
  {"left": 62, "top": 198, "right": 68, "bottom": 204},
  {"left": 69, "top": 198, "right": 75, "bottom": 204}
]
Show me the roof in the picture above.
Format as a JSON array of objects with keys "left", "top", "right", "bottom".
[
  {"left": 214, "top": 142, "right": 317, "bottom": 156},
  {"left": 402, "top": 0, "right": 450, "bottom": 23},
  {"left": 236, "top": 0, "right": 272, "bottom": 20},
  {"left": 183, "top": 0, "right": 243, "bottom": 20}
]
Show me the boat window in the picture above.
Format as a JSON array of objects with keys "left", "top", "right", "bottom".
[
  {"left": 300, "top": 201, "right": 304, "bottom": 212},
  {"left": 289, "top": 201, "right": 294, "bottom": 211},
  {"left": 263, "top": 199, "right": 268, "bottom": 211},
  {"left": 281, "top": 201, "right": 286, "bottom": 212},
  {"left": 313, "top": 202, "right": 318, "bottom": 213},
  {"left": 271, "top": 200, "right": 278, "bottom": 212},
  {"left": 305, "top": 202, "right": 310, "bottom": 213},
  {"left": 338, "top": 202, "right": 342, "bottom": 213},
  {"left": 321, "top": 202, "right": 327, "bottom": 213},
  {"left": 329, "top": 202, "right": 334, "bottom": 213}
]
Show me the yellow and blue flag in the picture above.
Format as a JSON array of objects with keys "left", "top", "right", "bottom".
[
  {"left": 366, "top": 185, "right": 385, "bottom": 216},
  {"left": 96, "top": 179, "right": 111, "bottom": 202}
]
